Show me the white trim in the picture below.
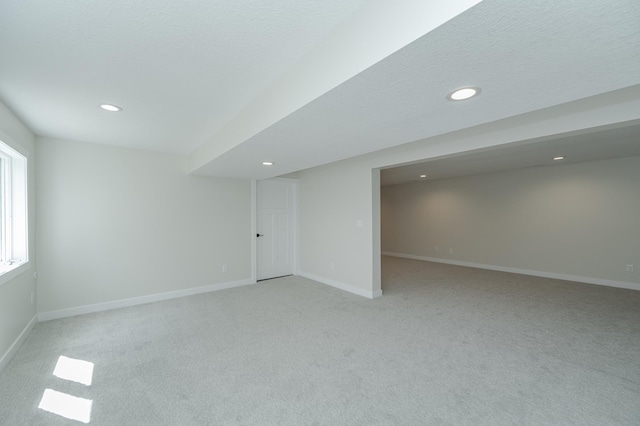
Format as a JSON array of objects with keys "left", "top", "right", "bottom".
[
  {"left": 382, "top": 252, "right": 640, "bottom": 291},
  {"left": 0, "top": 139, "right": 28, "bottom": 274},
  {"left": 298, "top": 271, "right": 382, "bottom": 299},
  {"left": 371, "top": 168, "right": 382, "bottom": 296},
  {"left": 292, "top": 180, "right": 299, "bottom": 276},
  {"left": 38, "top": 279, "right": 254, "bottom": 322},
  {"left": 0, "top": 261, "right": 30, "bottom": 287},
  {"left": 251, "top": 179, "right": 257, "bottom": 284},
  {"left": 0, "top": 314, "right": 37, "bottom": 373}
]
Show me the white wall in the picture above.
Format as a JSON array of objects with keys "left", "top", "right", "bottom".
[
  {"left": 298, "top": 158, "right": 380, "bottom": 298},
  {"left": 296, "top": 88, "right": 640, "bottom": 297},
  {"left": 0, "top": 101, "right": 37, "bottom": 370},
  {"left": 36, "top": 138, "right": 252, "bottom": 317},
  {"left": 382, "top": 156, "right": 640, "bottom": 287}
]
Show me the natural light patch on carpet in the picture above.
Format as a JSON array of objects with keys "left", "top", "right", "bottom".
[
  {"left": 38, "top": 389, "right": 92, "bottom": 424},
  {"left": 53, "top": 356, "right": 94, "bottom": 386}
]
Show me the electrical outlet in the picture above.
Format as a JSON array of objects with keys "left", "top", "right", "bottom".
[
  {"left": 627, "top": 264, "right": 634, "bottom": 273},
  {"left": 434, "top": 246, "right": 439, "bottom": 252},
  {"left": 449, "top": 248, "right": 454, "bottom": 254},
  {"left": 330, "top": 262, "right": 335, "bottom": 270},
  {"left": 222, "top": 264, "right": 228, "bottom": 273}
]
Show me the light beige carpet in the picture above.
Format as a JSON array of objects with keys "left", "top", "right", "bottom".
[{"left": 1, "top": 256, "right": 639, "bottom": 425}]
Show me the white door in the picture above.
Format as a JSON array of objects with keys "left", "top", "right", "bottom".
[{"left": 257, "top": 179, "right": 295, "bottom": 280}]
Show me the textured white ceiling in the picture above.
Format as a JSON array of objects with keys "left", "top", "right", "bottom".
[
  {"left": 1, "top": 0, "right": 639, "bottom": 179},
  {"left": 0, "top": 0, "right": 366, "bottom": 152},
  {"left": 380, "top": 121, "right": 640, "bottom": 185},
  {"left": 194, "top": 0, "right": 640, "bottom": 179}
]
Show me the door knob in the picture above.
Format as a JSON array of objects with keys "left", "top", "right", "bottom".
[{"left": 257, "top": 234, "right": 264, "bottom": 237}]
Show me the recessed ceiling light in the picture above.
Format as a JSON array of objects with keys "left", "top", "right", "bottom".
[
  {"left": 262, "top": 162, "right": 274, "bottom": 166},
  {"left": 99, "top": 104, "right": 122, "bottom": 112},
  {"left": 419, "top": 174, "right": 427, "bottom": 178},
  {"left": 447, "top": 87, "right": 481, "bottom": 101},
  {"left": 553, "top": 156, "right": 565, "bottom": 161}
]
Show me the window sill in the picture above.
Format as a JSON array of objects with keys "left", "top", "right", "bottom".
[{"left": 0, "top": 261, "right": 30, "bottom": 287}]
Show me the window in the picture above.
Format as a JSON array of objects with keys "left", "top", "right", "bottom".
[{"left": 0, "top": 140, "right": 27, "bottom": 277}]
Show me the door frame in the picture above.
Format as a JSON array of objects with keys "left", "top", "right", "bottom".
[{"left": 251, "top": 177, "right": 299, "bottom": 283}]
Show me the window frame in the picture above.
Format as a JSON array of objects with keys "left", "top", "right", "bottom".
[{"left": 0, "top": 138, "right": 29, "bottom": 285}]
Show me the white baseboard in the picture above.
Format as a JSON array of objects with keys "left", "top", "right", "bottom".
[
  {"left": 0, "top": 314, "right": 37, "bottom": 373},
  {"left": 382, "top": 252, "right": 640, "bottom": 291},
  {"left": 298, "top": 271, "right": 382, "bottom": 299},
  {"left": 38, "top": 279, "right": 255, "bottom": 322}
]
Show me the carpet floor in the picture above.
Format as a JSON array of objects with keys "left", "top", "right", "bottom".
[{"left": 1, "top": 256, "right": 639, "bottom": 425}]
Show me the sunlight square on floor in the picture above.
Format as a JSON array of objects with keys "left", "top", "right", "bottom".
[
  {"left": 38, "top": 389, "right": 92, "bottom": 424},
  {"left": 52, "top": 356, "right": 94, "bottom": 386}
]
